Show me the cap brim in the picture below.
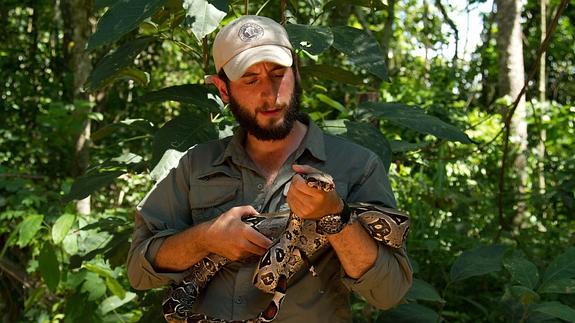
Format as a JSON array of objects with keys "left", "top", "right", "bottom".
[{"left": 223, "top": 45, "right": 293, "bottom": 81}]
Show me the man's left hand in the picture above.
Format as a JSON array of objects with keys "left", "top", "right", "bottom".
[{"left": 286, "top": 164, "right": 343, "bottom": 220}]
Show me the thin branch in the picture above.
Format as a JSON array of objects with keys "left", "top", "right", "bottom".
[
  {"left": 0, "top": 257, "right": 31, "bottom": 288},
  {"left": 496, "top": 0, "right": 568, "bottom": 239},
  {"left": 434, "top": 0, "right": 459, "bottom": 63}
]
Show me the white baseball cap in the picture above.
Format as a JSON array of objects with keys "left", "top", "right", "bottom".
[{"left": 213, "top": 15, "right": 293, "bottom": 81}]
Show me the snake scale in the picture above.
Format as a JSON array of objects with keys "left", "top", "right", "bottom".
[{"left": 162, "top": 173, "right": 410, "bottom": 323}]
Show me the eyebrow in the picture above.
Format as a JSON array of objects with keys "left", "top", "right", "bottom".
[{"left": 241, "top": 66, "right": 288, "bottom": 78}]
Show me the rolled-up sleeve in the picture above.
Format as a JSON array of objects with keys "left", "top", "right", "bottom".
[
  {"left": 340, "top": 244, "right": 413, "bottom": 309},
  {"left": 344, "top": 152, "right": 413, "bottom": 308},
  {"left": 126, "top": 152, "right": 194, "bottom": 290}
]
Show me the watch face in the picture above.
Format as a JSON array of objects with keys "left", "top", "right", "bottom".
[{"left": 318, "top": 215, "right": 344, "bottom": 235}]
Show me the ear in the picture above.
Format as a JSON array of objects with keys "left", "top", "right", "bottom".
[{"left": 210, "top": 75, "right": 231, "bottom": 103}]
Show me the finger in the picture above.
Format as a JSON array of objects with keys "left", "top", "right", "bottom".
[
  {"left": 292, "top": 164, "right": 321, "bottom": 174},
  {"left": 244, "top": 226, "right": 273, "bottom": 250},
  {"left": 290, "top": 175, "right": 321, "bottom": 197},
  {"left": 230, "top": 205, "right": 259, "bottom": 218},
  {"left": 240, "top": 239, "right": 269, "bottom": 256}
]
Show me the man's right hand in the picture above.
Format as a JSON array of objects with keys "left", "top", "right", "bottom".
[{"left": 203, "top": 206, "right": 273, "bottom": 261}]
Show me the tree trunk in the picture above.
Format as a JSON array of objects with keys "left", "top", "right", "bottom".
[
  {"left": 61, "top": 0, "right": 92, "bottom": 215},
  {"left": 495, "top": 0, "right": 528, "bottom": 223},
  {"left": 381, "top": 0, "right": 396, "bottom": 68},
  {"left": 537, "top": 0, "right": 547, "bottom": 205}
]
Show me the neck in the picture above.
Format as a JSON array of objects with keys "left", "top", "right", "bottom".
[{"left": 245, "top": 121, "right": 308, "bottom": 179}]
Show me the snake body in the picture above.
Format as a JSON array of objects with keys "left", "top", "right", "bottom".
[{"left": 163, "top": 173, "right": 410, "bottom": 323}]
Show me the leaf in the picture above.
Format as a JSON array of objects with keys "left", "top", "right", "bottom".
[
  {"left": 52, "top": 213, "right": 76, "bottom": 244},
  {"left": 38, "top": 243, "right": 60, "bottom": 292},
  {"left": 87, "top": 0, "right": 165, "bottom": 51},
  {"left": 324, "top": 0, "right": 386, "bottom": 11},
  {"left": 151, "top": 109, "right": 218, "bottom": 168},
  {"left": 449, "top": 245, "right": 506, "bottom": 282},
  {"left": 150, "top": 149, "right": 187, "bottom": 182},
  {"left": 316, "top": 94, "right": 346, "bottom": 112},
  {"left": 389, "top": 140, "right": 429, "bottom": 153},
  {"left": 322, "top": 119, "right": 392, "bottom": 171},
  {"left": 63, "top": 170, "right": 126, "bottom": 203},
  {"left": 300, "top": 64, "right": 364, "bottom": 85},
  {"left": 380, "top": 303, "right": 440, "bottom": 323},
  {"left": 81, "top": 272, "right": 107, "bottom": 301},
  {"left": 539, "top": 278, "right": 575, "bottom": 294},
  {"left": 137, "top": 84, "right": 219, "bottom": 108},
  {"left": 106, "top": 276, "right": 126, "bottom": 299},
  {"left": 533, "top": 301, "right": 575, "bottom": 322},
  {"left": 83, "top": 263, "right": 114, "bottom": 278},
  {"left": 183, "top": 0, "right": 227, "bottom": 41},
  {"left": 540, "top": 247, "right": 575, "bottom": 290},
  {"left": 360, "top": 102, "right": 472, "bottom": 144},
  {"left": 285, "top": 24, "right": 333, "bottom": 55},
  {"left": 86, "top": 37, "right": 154, "bottom": 90},
  {"left": 504, "top": 253, "right": 540, "bottom": 290},
  {"left": 100, "top": 292, "right": 137, "bottom": 314},
  {"left": 92, "top": 118, "right": 154, "bottom": 142},
  {"left": 509, "top": 285, "right": 540, "bottom": 305},
  {"left": 406, "top": 278, "right": 445, "bottom": 303},
  {"left": 331, "top": 26, "right": 388, "bottom": 81},
  {"left": 18, "top": 214, "right": 44, "bottom": 247}
]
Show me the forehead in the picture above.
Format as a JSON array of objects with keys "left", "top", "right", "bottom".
[{"left": 243, "top": 62, "right": 289, "bottom": 75}]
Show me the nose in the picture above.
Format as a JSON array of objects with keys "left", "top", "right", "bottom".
[{"left": 259, "top": 75, "right": 281, "bottom": 107}]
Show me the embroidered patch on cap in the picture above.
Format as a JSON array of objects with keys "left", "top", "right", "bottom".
[{"left": 238, "top": 23, "right": 264, "bottom": 42}]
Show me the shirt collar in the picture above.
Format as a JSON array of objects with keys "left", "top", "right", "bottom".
[{"left": 212, "top": 116, "right": 327, "bottom": 167}]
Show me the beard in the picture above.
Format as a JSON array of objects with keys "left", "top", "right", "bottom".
[{"left": 227, "top": 79, "right": 302, "bottom": 141}]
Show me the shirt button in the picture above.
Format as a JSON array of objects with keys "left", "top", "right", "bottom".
[
  {"left": 257, "top": 183, "right": 264, "bottom": 191},
  {"left": 235, "top": 296, "right": 244, "bottom": 304}
]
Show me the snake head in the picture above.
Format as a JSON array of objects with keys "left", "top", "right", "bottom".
[{"left": 300, "top": 173, "right": 335, "bottom": 192}]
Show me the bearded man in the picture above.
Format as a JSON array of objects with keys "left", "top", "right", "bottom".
[{"left": 127, "top": 15, "right": 412, "bottom": 323}]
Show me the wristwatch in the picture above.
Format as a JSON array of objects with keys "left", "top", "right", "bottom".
[{"left": 316, "top": 199, "right": 352, "bottom": 235}]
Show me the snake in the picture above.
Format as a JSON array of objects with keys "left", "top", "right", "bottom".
[{"left": 162, "top": 173, "right": 410, "bottom": 323}]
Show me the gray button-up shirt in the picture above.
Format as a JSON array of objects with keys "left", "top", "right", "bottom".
[{"left": 127, "top": 119, "right": 413, "bottom": 322}]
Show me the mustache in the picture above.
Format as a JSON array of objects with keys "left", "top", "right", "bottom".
[{"left": 256, "top": 103, "right": 288, "bottom": 113}]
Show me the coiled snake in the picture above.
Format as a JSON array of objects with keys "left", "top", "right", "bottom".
[{"left": 162, "top": 173, "right": 410, "bottom": 323}]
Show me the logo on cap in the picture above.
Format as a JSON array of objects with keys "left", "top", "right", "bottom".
[{"left": 238, "top": 23, "right": 264, "bottom": 42}]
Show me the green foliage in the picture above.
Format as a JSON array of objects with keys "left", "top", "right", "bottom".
[{"left": 1, "top": 0, "right": 574, "bottom": 322}]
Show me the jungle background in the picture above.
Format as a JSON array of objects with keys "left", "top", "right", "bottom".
[{"left": 1, "top": 0, "right": 574, "bottom": 322}]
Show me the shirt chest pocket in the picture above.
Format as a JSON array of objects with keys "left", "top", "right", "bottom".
[{"left": 189, "top": 175, "right": 241, "bottom": 224}]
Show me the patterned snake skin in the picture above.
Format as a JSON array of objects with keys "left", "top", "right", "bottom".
[{"left": 162, "top": 173, "right": 410, "bottom": 323}]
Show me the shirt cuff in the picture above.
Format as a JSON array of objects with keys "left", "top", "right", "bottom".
[
  {"left": 340, "top": 243, "right": 393, "bottom": 292},
  {"left": 135, "top": 230, "right": 193, "bottom": 288}
]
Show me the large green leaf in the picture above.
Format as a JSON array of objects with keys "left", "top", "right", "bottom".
[
  {"left": 38, "top": 243, "right": 60, "bottom": 292},
  {"left": 106, "top": 276, "right": 127, "bottom": 299},
  {"left": 322, "top": 119, "right": 392, "bottom": 171},
  {"left": 18, "top": 214, "right": 44, "bottom": 247},
  {"left": 504, "top": 253, "right": 540, "bottom": 290},
  {"left": 87, "top": 0, "right": 165, "bottom": 51},
  {"left": 533, "top": 301, "right": 575, "bottom": 322},
  {"left": 540, "top": 247, "right": 575, "bottom": 291},
  {"left": 406, "top": 278, "right": 445, "bottom": 303},
  {"left": 285, "top": 24, "right": 333, "bottom": 55},
  {"left": 92, "top": 118, "right": 154, "bottom": 142},
  {"left": 63, "top": 170, "right": 125, "bottom": 203},
  {"left": 151, "top": 109, "right": 218, "bottom": 168},
  {"left": 183, "top": 0, "right": 227, "bottom": 41},
  {"left": 360, "top": 102, "right": 472, "bottom": 143},
  {"left": 380, "top": 303, "right": 439, "bottom": 323},
  {"left": 539, "top": 278, "right": 575, "bottom": 294},
  {"left": 81, "top": 272, "right": 107, "bottom": 301},
  {"left": 300, "top": 64, "right": 364, "bottom": 85},
  {"left": 137, "top": 84, "right": 219, "bottom": 109},
  {"left": 52, "top": 213, "right": 76, "bottom": 244},
  {"left": 150, "top": 149, "right": 186, "bottom": 182},
  {"left": 331, "top": 26, "right": 388, "bottom": 81},
  {"left": 86, "top": 37, "right": 154, "bottom": 91},
  {"left": 100, "top": 292, "right": 137, "bottom": 314},
  {"left": 450, "top": 245, "right": 506, "bottom": 282},
  {"left": 509, "top": 285, "right": 540, "bottom": 305}
]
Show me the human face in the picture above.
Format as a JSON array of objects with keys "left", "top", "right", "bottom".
[{"left": 226, "top": 62, "right": 301, "bottom": 141}]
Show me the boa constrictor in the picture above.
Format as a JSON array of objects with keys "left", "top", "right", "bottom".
[{"left": 162, "top": 173, "right": 410, "bottom": 323}]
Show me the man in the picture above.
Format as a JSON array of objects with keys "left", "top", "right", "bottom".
[{"left": 127, "top": 15, "right": 412, "bottom": 322}]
